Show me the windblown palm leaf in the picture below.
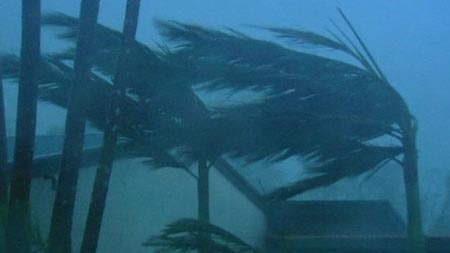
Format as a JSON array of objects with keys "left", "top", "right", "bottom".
[
  {"left": 1, "top": 14, "right": 223, "bottom": 171},
  {"left": 1, "top": 12, "right": 410, "bottom": 200},
  {"left": 156, "top": 15, "right": 410, "bottom": 200},
  {"left": 143, "top": 218, "right": 260, "bottom": 253}
]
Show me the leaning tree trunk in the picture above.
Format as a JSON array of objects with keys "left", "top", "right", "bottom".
[
  {"left": 80, "top": 1, "right": 140, "bottom": 252},
  {"left": 402, "top": 117, "right": 426, "bottom": 253},
  {"left": 0, "top": 59, "right": 9, "bottom": 253},
  {"left": 47, "top": 1, "right": 100, "bottom": 253},
  {"left": 197, "top": 157, "right": 210, "bottom": 253},
  {"left": 0, "top": 66, "right": 8, "bottom": 212},
  {"left": 5, "top": 1, "right": 41, "bottom": 253}
]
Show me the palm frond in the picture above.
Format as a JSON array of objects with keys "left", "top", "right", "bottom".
[
  {"left": 143, "top": 218, "right": 260, "bottom": 253},
  {"left": 155, "top": 19, "right": 410, "bottom": 200},
  {"left": 15, "top": 13, "right": 411, "bottom": 200},
  {"left": 264, "top": 145, "right": 403, "bottom": 200},
  {"left": 261, "top": 26, "right": 348, "bottom": 51}
]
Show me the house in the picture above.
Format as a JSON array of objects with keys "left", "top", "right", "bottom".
[
  {"left": 6, "top": 135, "right": 450, "bottom": 253},
  {"left": 7, "top": 134, "right": 266, "bottom": 252},
  {"left": 266, "top": 200, "right": 406, "bottom": 253}
]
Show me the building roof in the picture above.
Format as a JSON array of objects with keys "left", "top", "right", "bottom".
[
  {"left": 7, "top": 134, "right": 106, "bottom": 177},
  {"left": 5, "top": 134, "right": 264, "bottom": 209},
  {"left": 6, "top": 134, "right": 103, "bottom": 161},
  {"left": 266, "top": 200, "right": 406, "bottom": 237}
]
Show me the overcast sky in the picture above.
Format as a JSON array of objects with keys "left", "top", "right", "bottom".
[{"left": 1, "top": 0, "right": 449, "bottom": 234}]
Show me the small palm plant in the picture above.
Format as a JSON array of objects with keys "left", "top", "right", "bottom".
[{"left": 143, "top": 218, "right": 260, "bottom": 253}]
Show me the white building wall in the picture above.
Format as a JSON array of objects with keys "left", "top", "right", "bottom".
[{"left": 30, "top": 157, "right": 267, "bottom": 253}]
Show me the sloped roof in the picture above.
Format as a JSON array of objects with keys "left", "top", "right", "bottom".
[
  {"left": 6, "top": 134, "right": 104, "bottom": 177},
  {"left": 6, "top": 134, "right": 103, "bottom": 161},
  {"left": 5, "top": 134, "right": 264, "bottom": 209}
]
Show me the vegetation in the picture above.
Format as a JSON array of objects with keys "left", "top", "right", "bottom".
[
  {"left": 80, "top": 1, "right": 141, "bottom": 253},
  {"left": 0, "top": 6, "right": 426, "bottom": 253},
  {"left": 47, "top": 1, "right": 101, "bottom": 253},
  {"left": 143, "top": 218, "right": 260, "bottom": 253},
  {"left": 154, "top": 9, "right": 424, "bottom": 252},
  {"left": 5, "top": 1, "right": 41, "bottom": 253},
  {"left": 0, "top": 62, "right": 8, "bottom": 216},
  {"left": 0, "top": 64, "right": 7, "bottom": 253}
]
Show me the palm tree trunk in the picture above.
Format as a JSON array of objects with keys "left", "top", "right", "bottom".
[
  {"left": 5, "top": 1, "right": 41, "bottom": 253},
  {"left": 80, "top": 1, "right": 140, "bottom": 252},
  {"left": 0, "top": 67, "right": 8, "bottom": 210},
  {"left": 0, "top": 60, "right": 9, "bottom": 253},
  {"left": 402, "top": 119, "right": 426, "bottom": 253},
  {"left": 47, "top": 1, "right": 100, "bottom": 253},
  {"left": 197, "top": 157, "right": 210, "bottom": 253}
]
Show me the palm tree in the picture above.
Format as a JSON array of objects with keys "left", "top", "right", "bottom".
[
  {"left": 80, "top": 1, "right": 141, "bottom": 252},
  {"left": 5, "top": 1, "right": 41, "bottom": 253},
  {"left": 48, "top": 0, "right": 101, "bottom": 252},
  {"left": 156, "top": 9, "right": 425, "bottom": 253},
  {"left": 10, "top": 13, "right": 251, "bottom": 253},
  {"left": 1, "top": 9, "right": 424, "bottom": 253}
]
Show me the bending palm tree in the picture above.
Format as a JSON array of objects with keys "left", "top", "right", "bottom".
[
  {"left": 1, "top": 9, "right": 425, "bottom": 253},
  {"left": 156, "top": 9, "right": 424, "bottom": 253}
]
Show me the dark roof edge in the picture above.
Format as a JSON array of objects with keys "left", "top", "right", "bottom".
[
  {"left": 214, "top": 158, "right": 265, "bottom": 211},
  {"left": 7, "top": 146, "right": 103, "bottom": 178},
  {"left": 7, "top": 146, "right": 267, "bottom": 212}
]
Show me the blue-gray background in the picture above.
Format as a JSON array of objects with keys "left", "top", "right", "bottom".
[{"left": 1, "top": 0, "right": 449, "bottom": 235}]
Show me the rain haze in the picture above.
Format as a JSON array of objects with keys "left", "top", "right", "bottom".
[{"left": 0, "top": 0, "right": 449, "bottom": 253}]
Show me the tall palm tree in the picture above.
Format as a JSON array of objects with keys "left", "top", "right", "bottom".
[
  {"left": 5, "top": 1, "right": 41, "bottom": 253},
  {"left": 80, "top": 1, "right": 141, "bottom": 253},
  {"left": 156, "top": 9, "right": 425, "bottom": 253},
  {"left": 48, "top": 0, "right": 101, "bottom": 253}
]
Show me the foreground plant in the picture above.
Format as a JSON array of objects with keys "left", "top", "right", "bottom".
[{"left": 144, "top": 218, "right": 260, "bottom": 253}]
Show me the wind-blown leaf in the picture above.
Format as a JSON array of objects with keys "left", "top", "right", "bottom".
[
  {"left": 5, "top": 13, "right": 412, "bottom": 200},
  {"left": 264, "top": 145, "right": 403, "bottom": 200}
]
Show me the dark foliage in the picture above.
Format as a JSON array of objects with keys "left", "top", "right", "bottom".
[
  {"left": 2, "top": 11, "right": 412, "bottom": 200},
  {"left": 1, "top": 10, "right": 424, "bottom": 252},
  {"left": 155, "top": 17, "right": 409, "bottom": 199},
  {"left": 143, "top": 218, "right": 260, "bottom": 253}
]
